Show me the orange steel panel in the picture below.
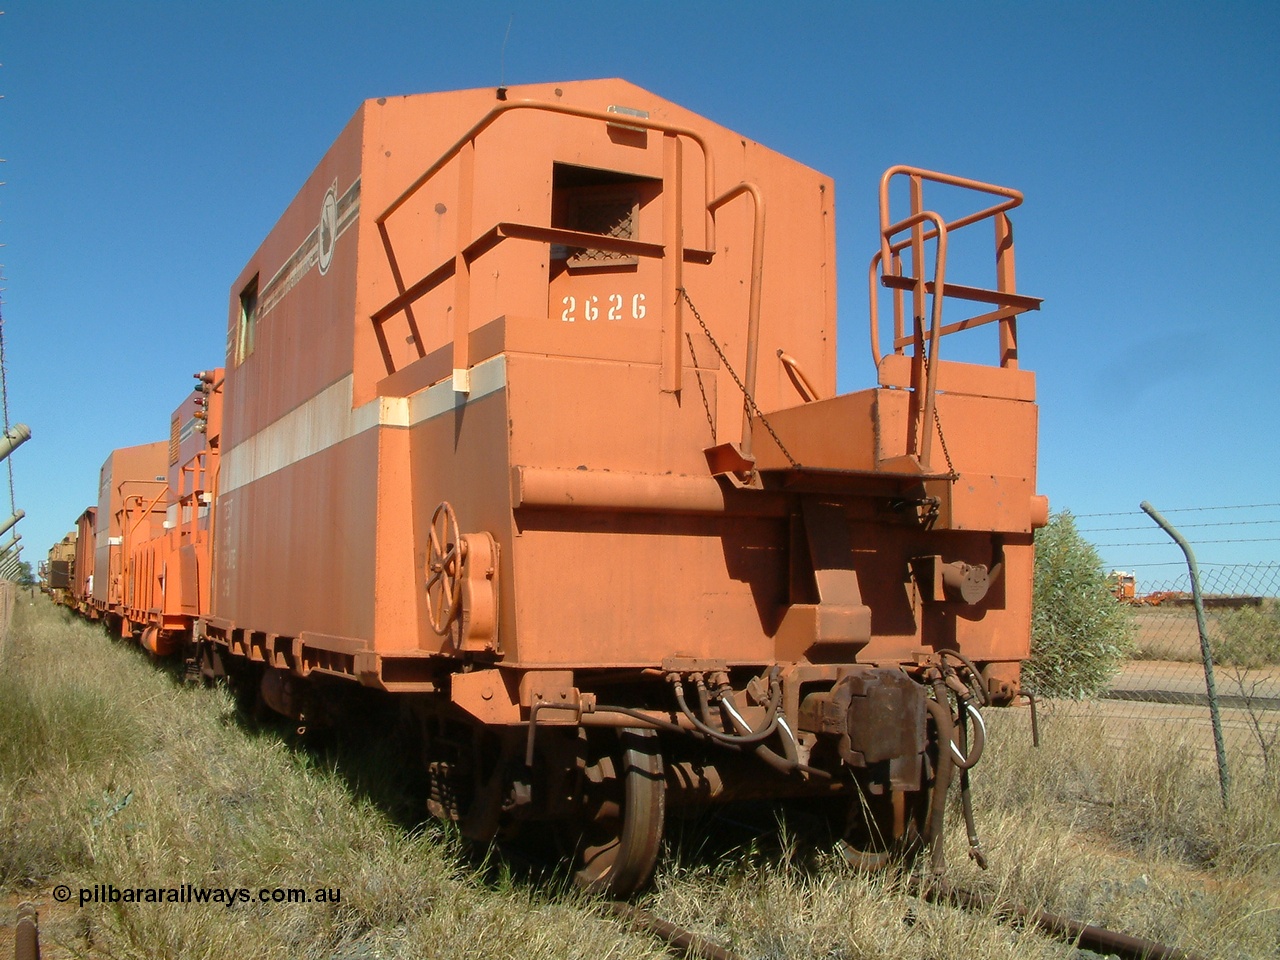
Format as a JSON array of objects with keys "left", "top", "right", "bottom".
[
  {"left": 214, "top": 80, "right": 837, "bottom": 657},
  {"left": 511, "top": 511, "right": 784, "bottom": 666},
  {"left": 94, "top": 442, "right": 167, "bottom": 608},
  {"left": 878, "top": 354, "right": 1036, "bottom": 403},
  {"left": 215, "top": 429, "right": 380, "bottom": 641},
  {"left": 202, "top": 78, "right": 1041, "bottom": 704}
]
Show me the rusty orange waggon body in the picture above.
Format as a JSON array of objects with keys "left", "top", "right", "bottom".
[{"left": 56, "top": 79, "right": 1047, "bottom": 894}]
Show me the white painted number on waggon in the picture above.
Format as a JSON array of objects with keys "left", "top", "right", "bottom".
[{"left": 561, "top": 293, "right": 646, "bottom": 323}]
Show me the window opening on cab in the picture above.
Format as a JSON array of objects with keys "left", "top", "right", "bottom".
[
  {"left": 549, "top": 164, "right": 657, "bottom": 274},
  {"left": 237, "top": 275, "right": 260, "bottom": 365}
]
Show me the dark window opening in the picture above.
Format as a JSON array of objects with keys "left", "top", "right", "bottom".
[
  {"left": 550, "top": 164, "right": 658, "bottom": 275},
  {"left": 237, "top": 275, "right": 259, "bottom": 365}
]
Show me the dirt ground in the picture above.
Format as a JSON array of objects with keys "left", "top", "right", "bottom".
[
  {"left": 1132, "top": 607, "right": 1206, "bottom": 661},
  {"left": 1066, "top": 657, "right": 1280, "bottom": 765}
]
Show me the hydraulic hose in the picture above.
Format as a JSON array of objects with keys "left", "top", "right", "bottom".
[
  {"left": 924, "top": 692, "right": 955, "bottom": 875},
  {"left": 719, "top": 689, "right": 830, "bottom": 779},
  {"left": 671, "top": 675, "right": 780, "bottom": 746},
  {"left": 948, "top": 703, "right": 986, "bottom": 770},
  {"left": 938, "top": 648, "right": 991, "bottom": 706},
  {"left": 956, "top": 704, "right": 987, "bottom": 868}
]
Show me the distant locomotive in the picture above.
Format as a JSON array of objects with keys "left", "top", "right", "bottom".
[{"left": 54, "top": 80, "right": 1047, "bottom": 894}]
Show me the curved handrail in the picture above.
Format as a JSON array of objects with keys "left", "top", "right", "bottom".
[
  {"left": 777, "top": 350, "right": 820, "bottom": 403},
  {"left": 372, "top": 97, "right": 726, "bottom": 401},
  {"left": 869, "top": 166, "right": 1038, "bottom": 472},
  {"left": 377, "top": 98, "right": 716, "bottom": 250},
  {"left": 707, "top": 181, "right": 765, "bottom": 455},
  {"left": 877, "top": 165, "right": 1021, "bottom": 269},
  {"left": 373, "top": 96, "right": 772, "bottom": 451}
]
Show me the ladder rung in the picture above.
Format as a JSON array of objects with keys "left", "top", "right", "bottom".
[{"left": 881, "top": 274, "right": 1042, "bottom": 311}]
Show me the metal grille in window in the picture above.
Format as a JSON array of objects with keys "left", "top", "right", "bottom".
[{"left": 568, "top": 193, "right": 638, "bottom": 269}]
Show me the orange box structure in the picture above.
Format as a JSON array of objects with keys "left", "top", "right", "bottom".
[
  {"left": 67, "top": 80, "right": 1048, "bottom": 894},
  {"left": 41, "top": 530, "right": 77, "bottom": 603},
  {"left": 89, "top": 442, "right": 168, "bottom": 616},
  {"left": 120, "top": 374, "right": 224, "bottom": 654},
  {"left": 69, "top": 507, "right": 96, "bottom": 612},
  {"left": 63, "top": 376, "right": 226, "bottom": 651}
]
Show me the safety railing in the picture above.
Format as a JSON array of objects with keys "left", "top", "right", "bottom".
[
  {"left": 868, "top": 166, "right": 1042, "bottom": 471},
  {"left": 370, "top": 98, "right": 765, "bottom": 416}
]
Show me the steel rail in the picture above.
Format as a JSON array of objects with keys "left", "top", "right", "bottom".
[
  {"left": 601, "top": 902, "right": 743, "bottom": 960},
  {"left": 600, "top": 871, "right": 1204, "bottom": 960},
  {"left": 911, "top": 878, "right": 1208, "bottom": 960},
  {"left": 15, "top": 902, "right": 39, "bottom": 960}
]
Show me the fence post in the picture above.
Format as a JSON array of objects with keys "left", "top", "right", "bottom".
[{"left": 1140, "top": 501, "right": 1230, "bottom": 807}]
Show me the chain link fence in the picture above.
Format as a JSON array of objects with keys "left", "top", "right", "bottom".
[{"left": 1036, "top": 562, "right": 1280, "bottom": 794}]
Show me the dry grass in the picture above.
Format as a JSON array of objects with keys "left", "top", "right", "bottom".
[
  {"left": 0, "top": 599, "right": 666, "bottom": 960},
  {"left": 640, "top": 708, "right": 1278, "bottom": 959},
  {"left": 3, "top": 596, "right": 1278, "bottom": 958}
]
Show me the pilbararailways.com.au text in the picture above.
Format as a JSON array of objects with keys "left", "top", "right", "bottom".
[{"left": 55, "top": 884, "right": 342, "bottom": 908}]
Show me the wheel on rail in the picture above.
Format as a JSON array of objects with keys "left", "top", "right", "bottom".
[{"left": 560, "top": 727, "right": 665, "bottom": 897}]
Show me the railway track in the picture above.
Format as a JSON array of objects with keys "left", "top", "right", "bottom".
[
  {"left": 498, "top": 814, "right": 1209, "bottom": 960},
  {"left": 600, "top": 882, "right": 1207, "bottom": 960},
  {"left": 5, "top": 889, "right": 1210, "bottom": 960},
  {"left": 602, "top": 888, "right": 1208, "bottom": 960}
]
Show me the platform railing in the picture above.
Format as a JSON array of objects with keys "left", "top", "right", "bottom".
[{"left": 868, "top": 166, "right": 1042, "bottom": 471}]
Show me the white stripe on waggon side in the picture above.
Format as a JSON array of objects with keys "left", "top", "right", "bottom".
[{"left": 220, "top": 355, "right": 507, "bottom": 494}]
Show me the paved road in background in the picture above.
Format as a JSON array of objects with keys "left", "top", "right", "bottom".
[{"left": 1108, "top": 659, "right": 1280, "bottom": 710}]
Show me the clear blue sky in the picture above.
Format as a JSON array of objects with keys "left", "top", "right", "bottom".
[{"left": 2, "top": 1, "right": 1277, "bottom": 587}]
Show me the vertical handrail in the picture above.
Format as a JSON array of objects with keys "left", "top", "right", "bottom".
[
  {"left": 375, "top": 99, "right": 718, "bottom": 397},
  {"left": 994, "top": 211, "right": 1018, "bottom": 368},
  {"left": 707, "top": 181, "right": 765, "bottom": 456},
  {"left": 869, "top": 210, "right": 948, "bottom": 470},
  {"left": 869, "top": 166, "right": 1031, "bottom": 471},
  {"left": 374, "top": 99, "right": 722, "bottom": 398},
  {"left": 660, "top": 134, "right": 685, "bottom": 394}
]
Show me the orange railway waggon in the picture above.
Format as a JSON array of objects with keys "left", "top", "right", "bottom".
[{"left": 55, "top": 80, "right": 1047, "bottom": 894}]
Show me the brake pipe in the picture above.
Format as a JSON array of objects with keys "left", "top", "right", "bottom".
[
  {"left": 955, "top": 703, "right": 987, "bottom": 869},
  {"left": 924, "top": 690, "right": 956, "bottom": 875},
  {"left": 671, "top": 675, "right": 780, "bottom": 746},
  {"left": 948, "top": 703, "right": 986, "bottom": 770}
]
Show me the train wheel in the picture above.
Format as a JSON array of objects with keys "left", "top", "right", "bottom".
[{"left": 562, "top": 727, "right": 665, "bottom": 897}]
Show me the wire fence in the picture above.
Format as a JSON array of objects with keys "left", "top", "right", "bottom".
[{"left": 1039, "top": 562, "right": 1280, "bottom": 797}]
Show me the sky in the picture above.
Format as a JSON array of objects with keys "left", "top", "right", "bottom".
[{"left": 1, "top": 1, "right": 1277, "bottom": 590}]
